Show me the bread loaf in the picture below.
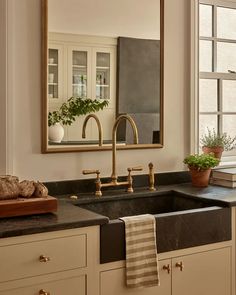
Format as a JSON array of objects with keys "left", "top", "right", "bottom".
[
  {"left": 0, "top": 175, "right": 19, "bottom": 200},
  {"left": 19, "top": 180, "right": 35, "bottom": 198},
  {"left": 34, "top": 182, "right": 48, "bottom": 197}
]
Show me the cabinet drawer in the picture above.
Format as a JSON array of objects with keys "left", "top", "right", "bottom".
[
  {"left": 0, "top": 234, "right": 86, "bottom": 282},
  {"left": 0, "top": 274, "right": 86, "bottom": 295}
]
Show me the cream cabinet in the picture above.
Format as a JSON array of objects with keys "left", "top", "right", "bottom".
[
  {"left": 172, "top": 247, "right": 231, "bottom": 295},
  {"left": 0, "top": 226, "right": 99, "bottom": 295},
  {"left": 48, "top": 33, "right": 117, "bottom": 142},
  {"left": 100, "top": 247, "right": 231, "bottom": 295},
  {"left": 100, "top": 259, "right": 171, "bottom": 295},
  {"left": 0, "top": 225, "right": 233, "bottom": 295}
]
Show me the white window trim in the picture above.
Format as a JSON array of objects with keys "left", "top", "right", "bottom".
[{"left": 190, "top": 0, "right": 236, "bottom": 165}]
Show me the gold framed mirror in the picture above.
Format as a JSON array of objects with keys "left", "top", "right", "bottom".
[{"left": 41, "top": 0, "right": 164, "bottom": 153}]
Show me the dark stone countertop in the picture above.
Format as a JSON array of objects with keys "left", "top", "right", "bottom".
[
  {"left": 0, "top": 197, "right": 109, "bottom": 239},
  {"left": 1, "top": 182, "right": 236, "bottom": 239}
]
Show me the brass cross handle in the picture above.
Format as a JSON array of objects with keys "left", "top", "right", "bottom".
[
  {"left": 162, "top": 264, "right": 171, "bottom": 274},
  {"left": 175, "top": 261, "right": 184, "bottom": 271},
  {"left": 82, "top": 169, "right": 102, "bottom": 197},
  {"left": 39, "top": 255, "right": 51, "bottom": 263},
  {"left": 127, "top": 166, "right": 143, "bottom": 193},
  {"left": 39, "top": 289, "right": 50, "bottom": 295}
]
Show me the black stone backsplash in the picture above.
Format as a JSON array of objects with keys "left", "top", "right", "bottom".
[{"left": 45, "top": 171, "right": 191, "bottom": 196}]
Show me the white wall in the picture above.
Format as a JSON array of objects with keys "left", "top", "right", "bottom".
[
  {"left": 48, "top": 0, "right": 160, "bottom": 39},
  {"left": 4, "top": 0, "right": 190, "bottom": 181}
]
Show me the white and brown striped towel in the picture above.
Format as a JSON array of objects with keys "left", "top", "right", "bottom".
[{"left": 120, "top": 214, "right": 160, "bottom": 289}]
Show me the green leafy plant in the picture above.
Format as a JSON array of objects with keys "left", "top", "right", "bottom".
[
  {"left": 48, "top": 97, "right": 109, "bottom": 127},
  {"left": 183, "top": 153, "right": 220, "bottom": 171},
  {"left": 200, "top": 128, "right": 236, "bottom": 151}
]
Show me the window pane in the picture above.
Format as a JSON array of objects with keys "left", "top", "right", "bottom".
[
  {"left": 222, "top": 80, "right": 236, "bottom": 112},
  {"left": 223, "top": 115, "right": 236, "bottom": 138},
  {"left": 200, "top": 40, "right": 213, "bottom": 72},
  {"left": 217, "top": 7, "right": 236, "bottom": 40},
  {"left": 199, "top": 79, "right": 218, "bottom": 112},
  {"left": 217, "top": 42, "right": 236, "bottom": 73},
  {"left": 199, "top": 4, "right": 213, "bottom": 37},
  {"left": 199, "top": 115, "right": 218, "bottom": 141}
]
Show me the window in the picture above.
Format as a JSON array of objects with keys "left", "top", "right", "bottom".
[{"left": 198, "top": 0, "right": 236, "bottom": 158}]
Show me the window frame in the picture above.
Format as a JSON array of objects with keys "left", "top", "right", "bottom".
[{"left": 191, "top": 0, "right": 236, "bottom": 164}]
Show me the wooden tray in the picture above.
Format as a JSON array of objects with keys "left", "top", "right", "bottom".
[{"left": 0, "top": 196, "right": 58, "bottom": 218}]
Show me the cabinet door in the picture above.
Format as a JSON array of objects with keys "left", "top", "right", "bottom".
[
  {"left": 91, "top": 47, "right": 116, "bottom": 141},
  {"left": 0, "top": 275, "right": 86, "bottom": 295},
  {"left": 100, "top": 259, "right": 171, "bottom": 295},
  {"left": 172, "top": 247, "right": 231, "bottom": 295},
  {"left": 68, "top": 46, "right": 92, "bottom": 99},
  {"left": 66, "top": 46, "right": 92, "bottom": 141},
  {"left": 48, "top": 44, "right": 64, "bottom": 102}
]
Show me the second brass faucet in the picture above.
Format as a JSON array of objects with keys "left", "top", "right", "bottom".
[
  {"left": 82, "top": 114, "right": 103, "bottom": 146},
  {"left": 83, "top": 114, "right": 142, "bottom": 196}
]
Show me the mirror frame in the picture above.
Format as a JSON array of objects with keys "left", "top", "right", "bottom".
[{"left": 41, "top": 0, "right": 164, "bottom": 153}]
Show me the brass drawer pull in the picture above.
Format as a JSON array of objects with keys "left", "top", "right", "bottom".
[
  {"left": 39, "top": 290, "right": 50, "bottom": 295},
  {"left": 162, "top": 264, "right": 171, "bottom": 274},
  {"left": 175, "top": 261, "right": 184, "bottom": 271},
  {"left": 39, "top": 255, "right": 51, "bottom": 262}
]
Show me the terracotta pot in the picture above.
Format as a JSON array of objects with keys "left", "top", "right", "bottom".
[
  {"left": 202, "top": 146, "right": 224, "bottom": 160},
  {"left": 189, "top": 167, "right": 211, "bottom": 187}
]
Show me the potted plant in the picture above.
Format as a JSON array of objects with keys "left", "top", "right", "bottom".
[
  {"left": 200, "top": 128, "right": 236, "bottom": 160},
  {"left": 183, "top": 153, "right": 219, "bottom": 187},
  {"left": 48, "top": 97, "right": 108, "bottom": 143}
]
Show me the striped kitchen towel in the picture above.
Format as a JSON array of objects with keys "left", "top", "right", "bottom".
[{"left": 120, "top": 214, "right": 160, "bottom": 289}]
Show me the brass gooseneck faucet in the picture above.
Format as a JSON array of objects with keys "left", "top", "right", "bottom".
[
  {"left": 83, "top": 114, "right": 142, "bottom": 196},
  {"left": 111, "top": 114, "right": 139, "bottom": 181},
  {"left": 82, "top": 114, "right": 103, "bottom": 146}
]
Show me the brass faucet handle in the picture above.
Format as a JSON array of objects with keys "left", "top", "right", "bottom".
[
  {"left": 83, "top": 169, "right": 100, "bottom": 175},
  {"left": 148, "top": 162, "right": 156, "bottom": 191},
  {"left": 82, "top": 169, "right": 102, "bottom": 197},
  {"left": 129, "top": 166, "right": 143, "bottom": 172},
  {"left": 127, "top": 166, "right": 143, "bottom": 193}
]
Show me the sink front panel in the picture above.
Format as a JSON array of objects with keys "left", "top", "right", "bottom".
[{"left": 100, "top": 207, "right": 231, "bottom": 264}]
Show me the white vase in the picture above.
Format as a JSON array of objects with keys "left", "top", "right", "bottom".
[{"left": 49, "top": 123, "right": 64, "bottom": 143}]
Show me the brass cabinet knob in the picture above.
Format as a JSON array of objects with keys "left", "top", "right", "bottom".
[
  {"left": 175, "top": 261, "right": 184, "bottom": 271},
  {"left": 39, "top": 290, "right": 50, "bottom": 295},
  {"left": 39, "top": 255, "right": 51, "bottom": 262},
  {"left": 162, "top": 264, "right": 171, "bottom": 274}
]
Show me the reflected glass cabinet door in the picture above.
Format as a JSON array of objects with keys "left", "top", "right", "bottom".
[
  {"left": 48, "top": 48, "right": 59, "bottom": 99},
  {"left": 72, "top": 50, "right": 88, "bottom": 98},
  {"left": 48, "top": 44, "right": 63, "bottom": 100},
  {"left": 96, "top": 52, "right": 111, "bottom": 100}
]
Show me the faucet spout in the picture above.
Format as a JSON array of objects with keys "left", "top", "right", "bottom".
[
  {"left": 82, "top": 114, "right": 103, "bottom": 146},
  {"left": 111, "top": 114, "right": 139, "bottom": 181}
]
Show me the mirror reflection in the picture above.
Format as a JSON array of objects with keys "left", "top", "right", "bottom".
[{"left": 45, "top": 0, "right": 162, "bottom": 151}]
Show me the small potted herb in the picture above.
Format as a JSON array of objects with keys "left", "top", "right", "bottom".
[
  {"left": 201, "top": 128, "right": 236, "bottom": 160},
  {"left": 183, "top": 154, "right": 219, "bottom": 187},
  {"left": 48, "top": 97, "right": 109, "bottom": 142}
]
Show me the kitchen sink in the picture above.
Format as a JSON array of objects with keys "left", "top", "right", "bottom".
[
  {"left": 76, "top": 191, "right": 218, "bottom": 219},
  {"left": 74, "top": 191, "right": 231, "bottom": 263}
]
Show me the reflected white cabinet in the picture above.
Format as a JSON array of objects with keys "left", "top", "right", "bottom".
[
  {"left": 48, "top": 33, "right": 116, "bottom": 142},
  {"left": 100, "top": 247, "right": 231, "bottom": 295}
]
